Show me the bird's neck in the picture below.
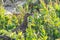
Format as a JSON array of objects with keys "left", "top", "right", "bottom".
[{"left": 23, "top": 16, "right": 28, "bottom": 24}]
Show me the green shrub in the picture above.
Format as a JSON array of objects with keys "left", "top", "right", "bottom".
[{"left": 0, "top": 0, "right": 60, "bottom": 40}]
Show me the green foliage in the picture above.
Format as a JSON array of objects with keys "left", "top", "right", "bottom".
[
  {"left": 0, "top": 6, "right": 18, "bottom": 30},
  {"left": 0, "top": 0, "right": 60, "bottom": 40}
]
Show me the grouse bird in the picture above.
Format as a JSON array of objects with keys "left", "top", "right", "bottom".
[{"left": 12, "top": 13, "right": 33, "bottom": 33}]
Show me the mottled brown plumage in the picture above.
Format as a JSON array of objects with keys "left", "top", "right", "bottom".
[{"left": 12, "top": 13, "right": 33, "bottom": 33}]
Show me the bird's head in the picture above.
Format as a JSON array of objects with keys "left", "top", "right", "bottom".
[{"left": 25, "top": 13, "right": 33, "bottom": 17}]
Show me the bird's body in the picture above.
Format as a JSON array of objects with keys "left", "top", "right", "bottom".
[{"left": 12, "top": 13, "right": 33, "bottom": 33}]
